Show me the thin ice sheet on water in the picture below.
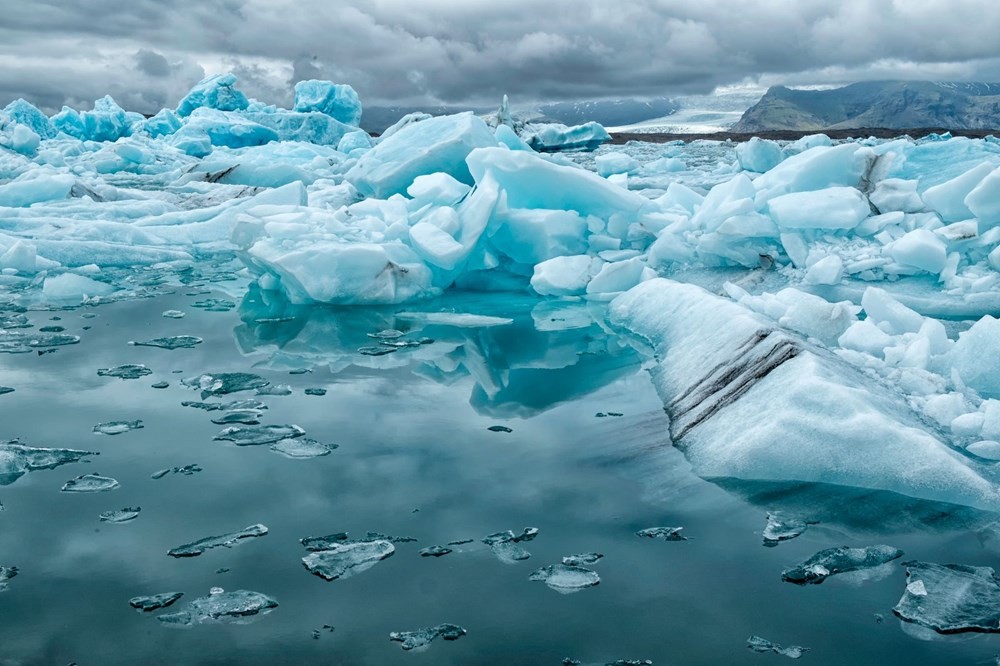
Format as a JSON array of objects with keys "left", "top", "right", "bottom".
[
  {"left": 420, "top": 545, "right": 452, "bottom": 557},
  {"left": 61, "top": 473, "right": 120, "bottom": 493},
  {"left": 93, "top": 420, "right": 143, "bottom": 436},
  {"left": 181, "top": 399, "right": 267, "bottom": 412},
  {"left": 214, "top": 424, "right": 305, "bottom": 446},
  {"left": 482, "top": 527, "right": 538, "bottom": 563},
  {"left": 130, "top": 592, "right": 183, "bottom": 612},
  {"left": 0, "top": 387, "right": 14, "bottom": 395},
  {"left": 210, "top": 410, "right": 263, "bottom": 425},
  {"left": 0, "top": 440, "right": 97, "bottom": 485},
  {"left": 529, "top": 564, "right": 600, "bottom": 594},
  {"left": 781, "top": 545, "right": 904, "bottom": 585},
  {"left": 183, "top": 372, "right": 270, "bottom": 397},
  {"left": 97, "top": 364, "right": 152, "bottom": 379},
  {"left": 302, "top": 540, "right": 395, "bottom": 581},
  {"left": 100, "top": 507, "right": 141, "bottom": 523},
  {"left": 894, "top": 561, "right": 1000, "bottom": 634},
  {"left": 269, "top": 437, "right": 336, "bottom": 459},
  {"left": 389, "top": 623, "right": 467, "bottom": 651},
  {"left": 563, "top": 552, "right": 604, "bottom": 566},
  {"left": 0, "top": 566, "right": 17, "bottom": 592},
  {"left": 157, "top": 589, "right": 278, "bottom": 626},
  {"left": 130, "top": 335, "right": 203, "bottom": 350},
  {"left": 747, "top": 636, "right": 810, "bottom": 659},
  {"left": 162, "top": 310, "right": 186, "bottom": 319},
  {"left": 636, "top": 527, "right": 686, "bottom": 541},
  {"left": 151, "top": 464, "right": 201, "bottom": 479},
  {"left": 0, "top": 331, "right": 80, "bottom": 354},
  {"left": 168, "top": 524, "right": 268, "bottom": 557},
  {"left": 763, "top": 512, "right": 817, "bottom": 547}
]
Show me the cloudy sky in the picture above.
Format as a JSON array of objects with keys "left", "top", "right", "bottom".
[{"left": 2, "top": 0, "right": 999, "bottom": 114}]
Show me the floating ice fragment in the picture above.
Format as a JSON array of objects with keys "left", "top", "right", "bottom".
[
  {"left": 747, "top": 636, "right": 810, "bottom": 659},
  {"left": 389, "top": 623, "right": 467, "bottom": 651},
  {"left": 595, "top": 412, "right": 623, "bottom": 418},
  {"left": 191, "top": 299, "right": 235, "bottom": 312},
  {"left": 562, "top": 552, "right": 604, "bottom": 566},
  {"left": 168, "top": 524, "right": 268, "bottom": 557},
  {"left": 184, "top": 372, "right": 270, "bottom": 397},
  {"left": 636, "top": 527, "right": 686, "bottom": 541},
  {"left": 420, "top": 546, "right": 453, "bottom": 557},
  {"left": 487, "top": 425, "right": 512, "bottom": 433},
  {"left": 0, "top": 331, "right": 80, "bottom": 354},
  {"left": 162, "top": 310, "right": 185, "bottom": 319},
  {"left": 782, "top": 545, "right": 904, "bottom": 585},
  {"left": 448, "top": 539, "right": 474, "bottom": 546},
  {"left": 762, "top": 512, "right": 817, "bottom": 547},
  {"left": 529, "top": 564, "right": 600, "bottom": 594},
  {"left": 255, "top": 384, "right": 292, "bottom": 396},
  {"left": 300, "top": 533, "right": 349, "bottom": 551},
  {"left": 157, "top": 589, "right": 277, "bottom": 627},
  {"left": 98, "top": 364, "right": 152, "bottom": 380},
  {"left": 100, "top": 507, "right": 141, "bottom": 523},
  {"left": 394, "top": 311, "right": 513, "bottom": 327},
  {"left": 151, "top": 381, "right": 169, "bottom": 389},
  {"left": 0, "top": 566, "right": 18, "bottom": 592},
  {"left": 61, "top": 473, "right": 120, "bottom": 493},
  {"left": 269, "top": 438, "right": 336, "bottom": 459},
  {"left": 358, "top": 345, "right": 396, "bottom": 356},
  {"left": 304, "top": 388, "right": 326, "bottom": 396},
  {"left": 130, "top": 336, "right": 203, "bottom": 350},
  {"left": 894, "top": 561, "right": 1000, "bottom": 633},
  {"left": 0, "top": 387, "right": 13, "bottom": 395},
  {"left": 302, "top": 540, "right": 395, "bottom": 581},
  {"left": 214, "top": 424, "right": 305, "bottom": 446},
  {"left": 129, "top": 592, "right": 183, "bottom": 612},
  {"left": 368, "top": 329, "right": 406, "bottom": 340},
  {"left": 182, "top": 399, "right": 267, "bottom": 412},
  {"left": 483, "top": 528, "right": 538, "bottom": 563},
  {"left": 210, "top": 410, "right": 263, "bottom": 425},
  {"left": 93, "top": 420, "right": 144, "bottom": 436},
  {"left": 0, "top": 440, "right": 98, "bottom": 485},
  {"left": 152, "top": 464, "right": 202, "bottom": 479}
]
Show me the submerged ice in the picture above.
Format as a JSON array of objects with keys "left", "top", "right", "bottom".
[
  {"left": 781, "top": 545, "right": 904, "bottom": 585},
  {"left": 894, "top": 561, "right": 1000, "bottom": 634}
]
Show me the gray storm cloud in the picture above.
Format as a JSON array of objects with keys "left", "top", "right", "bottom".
[{"left": 1, "top": 0, "right": 998, "bottom": 113}]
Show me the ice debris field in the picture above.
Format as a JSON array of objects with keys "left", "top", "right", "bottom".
[{"left": 4, "top": 72, "right": 1000, "bottom": 662}]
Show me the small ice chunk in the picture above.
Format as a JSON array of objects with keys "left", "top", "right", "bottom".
[
  {"left": 42, "top": 273, "right": 116, "bottom": 301},
  {"left": 358, "top": 345, "right": 397, "bottom": 356},
  {"left": 762, "top": 513, "right": 816, "bottom": 547},
  {"left": 98, "top": 364, "right": 152, "bottom": 380},
  {"left": 636, "top": 527, "right": 686, "bottom": 541},
  {"left": 747, "top": 636, "right": 810, "bottom": 659},
  {"left": 183, "top": 372, "right": 270, "bottom": 397},
  {"left": 191, "top": 298, "right": 235, "bottom": 312},
  {"left": 887, "top": 229, "right": 948, "bottom": 273},
  {"left": 214, "top": 424, "right": 305, "bottom": 446},
  {"left": 304, "top": 388, "right": 326, "bottom": 396},
  {"left": 736, "top": 137, "right": 784, "bottom": 173},
  {"left": 389, "top": 623, "right": 467, "bottom": 651},
  {"left": 210, "top": 410, "right": 263, "bottom": 425},
  {"left": 0, "top": 387, "right": 13, "bottom": 395},
  {"left": 0, "top": 566, "right": 18, "bottom": 592},
  {"left": 922, "top": 162, "right": 994, "bottom": 222},
  {"left": 529, "top": 564, "right": 600, "bottom": 594},
  {"left": 130, "top": 336, "right": 203, "bottom": 350},
  {"left": 860, "top": 287, "right": 924, "bottom": 335},
  {"left": 129, "top": 592, "right": 183, "bottom": 612},
  {"left": 151, "top": 464, "right": 202, "bottom": 479},
  {"left": 299, "top": 533, "right": 349, "bottom": 551},
  {"left": 419, "top": 546, "right": 453, "bottom": 557},
  {"left": 269, "top": 438, "right": 336, "bottom": 459},
  {"left": 61, "top": 473, "right": 120, "bottom": 493},
  {"left": 182, "top": 399, "right": 267, "bottom": 412},
  {"left": 967, "top": 441, "right": 1000, "bottom": 460},
  {"left": 768, "top": 187, "right": 871, "bottom": 230},
  {"left": 162, "top": 310, "right": 186, "bottom": 319},
  {"left": 966, "top": 167, "right": 1000, "bottom": 228},
  {"left": 0, "top": 331, "right": 80, "bottom": 354},
  {"left": 950, "top": 316, "right": 1000, "bottom": 398},
  {"left": 0, "top": 440, "right": 97, "bottom": 485},
  {"left": 562, "top": 552, "right": 604, "bottom": 566},
  {"left": 894, "top": 561, "right": 1000, "bottom": 634},
  {"left": 302, "top": 540, "right": 395, "bottom": 581},
  {"left": 781, "top": 545, "right": 903, "bottom": 585},
  {"left": 151, "top": 381, "right": 169, "bottom": 389},
  {"left": 168, "top": 524, "right": 269, "bottom": 557},
  {"left": 256, "top": 384, "right": 292, "bottom": 396},
  {"left": 158, "top": 589, "right": 278, "bottom": 626},
  {"left": 368, "top": 329, "right": 406, "bottom": 340},
  {"left": 804, "top": 255, "right": 844, "bottom": 285},
  {"left": 487, "top": 425, "right": 512, "bottom": 433},
  {"left": 93, "top": 420, "right": 144, "bottom": 436},
  {"left": 100, "top": 507, "right": 141, "bottom": 524},
  {"left": 482, "top": 528, "right": 538, "bottom": 563}
]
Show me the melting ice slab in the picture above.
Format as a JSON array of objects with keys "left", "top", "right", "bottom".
[
  {"left": 894, "top": 561, "right": 1000, "bottom": 634},
  {"left": 747, "top": 636, "right": 809, "bottom": 659},
  {"left": 529, "top": 564, "right": 600, "bottom": 593},
  {"left": 781, "top": 545, "right": 903, "bottom": 585},
  {"left": 609, "top": 279, "right": 1000, "bottom": 512},
  {"left": 302, "top": 540, "right": 395, "bottom": 581},
  {"left": 157, "top": 589, "right": 277, "bottom": 626},
  {"left": 168, "top": 524, "right": 268, "bottom": 557},
  {"left": 388, "top": 623, "right": 467, "bottom": 651},
  {"left": 0, "top": 440, "right": 97, "bottom": 485},
  {"left": 130, "top": 592, "right": 183, "bottom": 612}
]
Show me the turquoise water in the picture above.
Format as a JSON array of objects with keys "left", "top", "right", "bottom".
[{"left": 1, "top": 289, "right": 999, "bottom": 664}]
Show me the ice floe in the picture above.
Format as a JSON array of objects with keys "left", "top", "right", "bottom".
[
  {"left": 157, "top": 589, "right": 277, "bottom": 626},
  {"left": 781, "top": 545, "right": 904, "bottom": 585},
  {"left": 388, "top": 623, "right": 467, "bottom": 651},
  {"left": 167, "top": 524, "right": 268, "bottom": 557}
]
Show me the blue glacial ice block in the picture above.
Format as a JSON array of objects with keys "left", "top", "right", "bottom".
[
  {"left": 2, "top": 99, "right": 56, "bottom": 139},
  {"left": 245, "top": 109, "right": 353, "bottom": 146},
  {"left": 174, "top": 108, "right": 279, "bottom": 149},
  {"left": 0, "top": 173, "right": 75, "bottom": 207},
  {"left": 337, "top": 129, "right": 373, "bottom": 154},
  {"left": 345, "top": 112, "right": 498, "bottom": 199},
  {"left": 51, "top": 106, "right": 87, "bottom": 139},
  {"left": 140, "top": 109, "right": 182, "bottom": 138},
  {"left": 176, "top": 73, "right": 250, "bottom": 117},
  {"left": 736, "top": 137, "right": 784, "bottom": 173},
  {"left": 81, "top": 96, "right": 132, "bottom": 142},
  {"left": 293, "top": 80, "right": 362, "bottom": 127},
  {"left": 608, "top": 279, "right": 1000, "bottom": 512},
  {"left": 522, "top": 121, "right": 610, "bottom": 152}
]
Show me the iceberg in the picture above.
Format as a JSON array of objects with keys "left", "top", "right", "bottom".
[{"left": 292, "top": 80, "right": 362, "bottom": 126}]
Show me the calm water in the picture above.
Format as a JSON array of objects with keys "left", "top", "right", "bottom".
[{"left": 1, "top": 288, "right": 1000, "bottom": 665}]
